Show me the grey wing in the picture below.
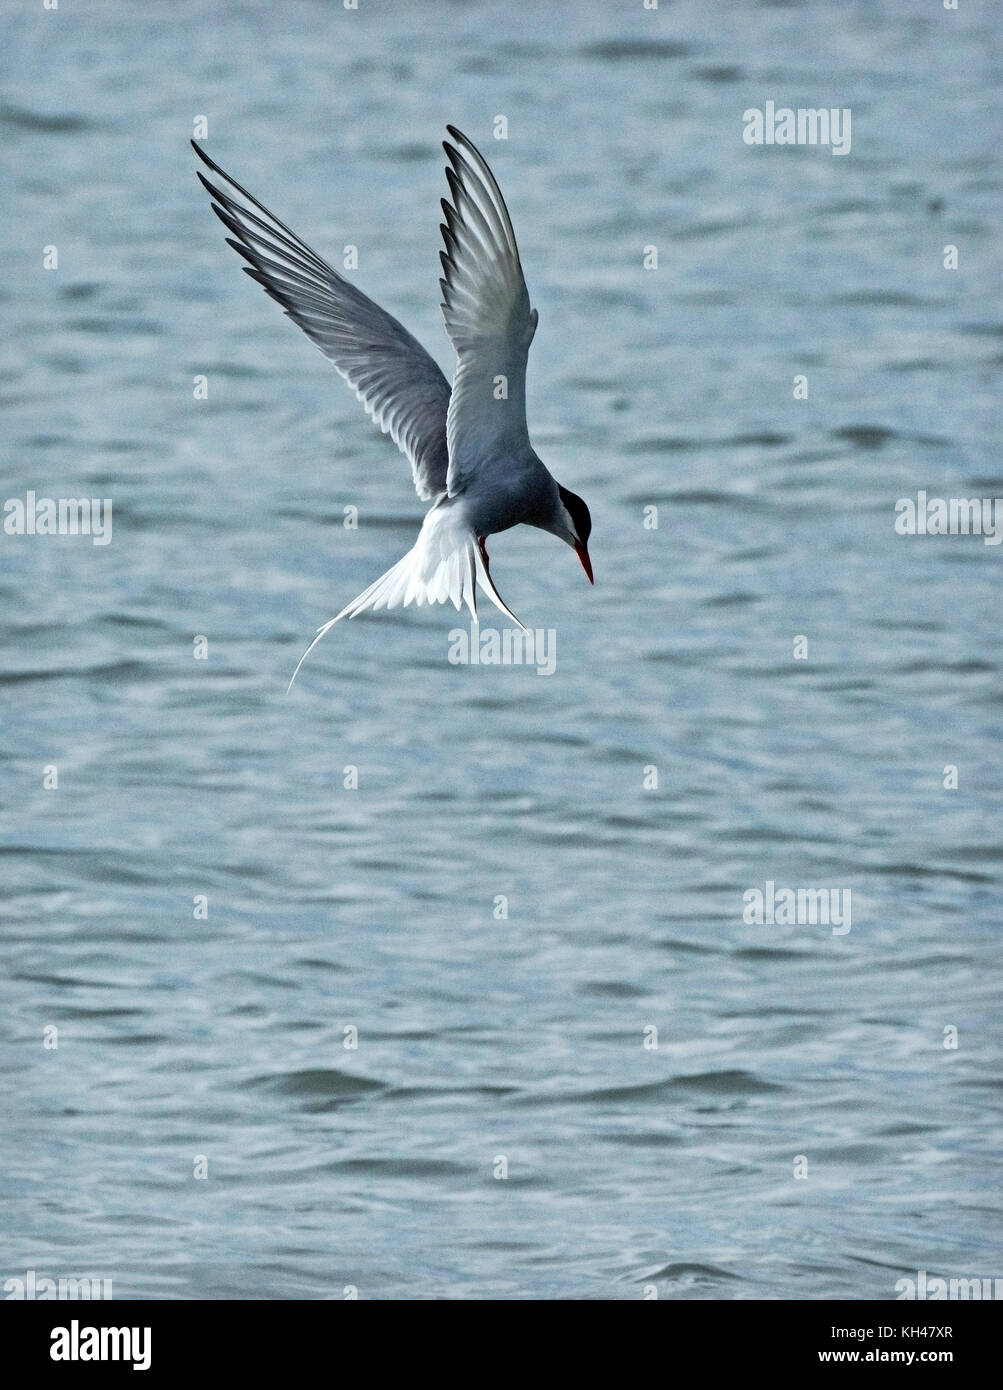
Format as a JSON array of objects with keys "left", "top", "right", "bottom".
[
  {"left": 192, "top": 141, "right": 450, "bottom": 501},
  {"left": 439, "top": 126, "right": 538, "bottom": 497}
]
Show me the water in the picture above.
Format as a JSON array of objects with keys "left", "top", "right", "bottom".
[{"left": 2, "top": 0, "right": 1001, "bottom": 1299}]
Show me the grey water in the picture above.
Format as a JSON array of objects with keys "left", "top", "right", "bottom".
[{"left": 1, "top": 0, "right": 1001, "bottom": 1299}]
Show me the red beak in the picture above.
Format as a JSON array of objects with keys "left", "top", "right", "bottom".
[{"left": 574, "top": 540, "right": 594, "bottom": 584}]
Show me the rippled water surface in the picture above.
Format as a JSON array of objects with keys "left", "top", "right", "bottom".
[{"left": 2, "top": 0, "right": 1002, "bottom": 1298}]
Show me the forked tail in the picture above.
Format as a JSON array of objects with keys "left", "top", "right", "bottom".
[{"left": 287, "top": 534, "right": 527, "bottom": 691}]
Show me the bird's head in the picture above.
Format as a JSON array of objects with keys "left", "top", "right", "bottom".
[{"left": 555, "top": 484, "right": 593, "bottom": 584}]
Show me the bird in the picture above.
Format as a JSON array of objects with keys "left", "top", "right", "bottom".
[{"left": 192, "top": 126, "right": 593, "bottom": 689}]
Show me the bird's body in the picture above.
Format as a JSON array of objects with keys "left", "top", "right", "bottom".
[
  {"left": 192, "top": 126, "right": 592, "bottom": 687},
  {"left": 461, "top": 452, "right": 558, "bottom": 537}
]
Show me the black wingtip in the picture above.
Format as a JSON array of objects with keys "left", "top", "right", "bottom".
[
  {"left": 210, "top": 202, "right": 245, "bottom": 240},
  {"left": 190, "top": 139, "right": 229, "bottom": 183},
  {"left": 446, "top": 126, "right": 480, "bottom": 161},
  {"left": 440, "top": 224, "right": 460, "bottom": 260},
  {"left": 224, "top": 236, "right": 257, "bottom": 267},
  {"left": 191, "top": 140, "right": 223, "bottom": 180}
]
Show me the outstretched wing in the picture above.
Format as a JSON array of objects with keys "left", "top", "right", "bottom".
[
  {"left": 439, "top": 126, "right": 538, "bottom": 496},
  {"left": 192, "top": 141, "right": 451, "bottom": 501}
]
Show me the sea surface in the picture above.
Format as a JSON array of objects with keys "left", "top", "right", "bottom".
[{"left": 1, "top": 0, "right": 1001, "bottom": 1299}]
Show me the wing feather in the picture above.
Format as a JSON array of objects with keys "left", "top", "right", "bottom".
[
  {"left": 192, "top": 141, "right": 451, "bottom": 501},
  {"left": 438, "top": 127, "right": 538, "bottom": 496}
]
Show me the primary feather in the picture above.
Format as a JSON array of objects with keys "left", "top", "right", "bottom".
[{"left": 192, "top": 140, "right": 451, "bottom": 501}]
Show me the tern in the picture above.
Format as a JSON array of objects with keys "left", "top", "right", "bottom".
[{"left": 192, "top": 127, "right": 593, "bottom": 689}]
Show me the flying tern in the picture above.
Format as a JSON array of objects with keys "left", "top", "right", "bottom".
[{"left": 192, "top": 127, "right": 593, "bottom": 689}]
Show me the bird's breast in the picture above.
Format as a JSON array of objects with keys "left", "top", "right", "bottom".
[{"left": 460, "top": 460, "right": 556, "bottom": 537}]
